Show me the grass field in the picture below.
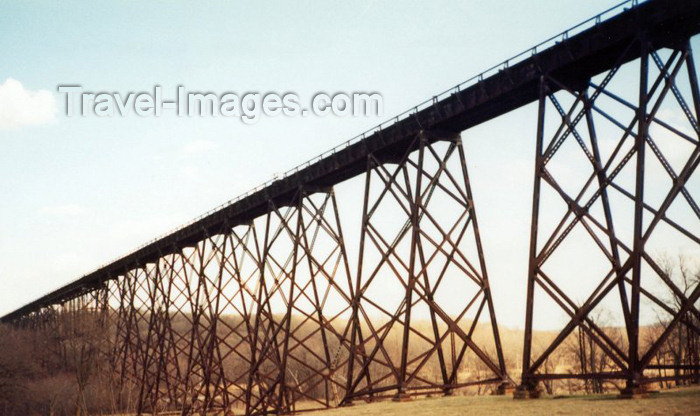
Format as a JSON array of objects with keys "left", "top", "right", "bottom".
[{"left": 300, "top": 386, "right": 700, "bottom": 416}]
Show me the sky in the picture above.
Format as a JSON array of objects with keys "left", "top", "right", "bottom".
[{"left": 0, "top": 1, "right": 698, "bottom": 331}]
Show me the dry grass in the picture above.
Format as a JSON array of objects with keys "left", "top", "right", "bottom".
[{"left": 299, "top": 386, "right": 700, "bottom": 416}]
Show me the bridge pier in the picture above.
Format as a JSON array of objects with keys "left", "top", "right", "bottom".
[
  {"left": 519, "top": 32, "right": 700, "bottom": 398},
  {"left": 342, "top": 130, "right": 510, "bottom": 403}
]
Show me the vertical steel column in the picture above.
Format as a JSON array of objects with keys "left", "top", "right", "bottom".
[
  {"left": 244, "top": 212, "right": 271, "bottom": 415},
  {"left": 516, "top": 76, "right": 547, "bottom": 399},
  {"left": 276, "top": 193, "right": 304, "bottom": 413},
  {"left": 623, "top": 38, "right": 649, "bottom": 397},
  {"left": 395, "top": 136, "right": 426, "bottom": 401},
  {"left": 343, "top": 157, "right": 374, "bottom": 406}
]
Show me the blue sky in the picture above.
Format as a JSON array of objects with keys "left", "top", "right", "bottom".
[{"left": 1, "top": 1, "right": 697, "bottom": 330}]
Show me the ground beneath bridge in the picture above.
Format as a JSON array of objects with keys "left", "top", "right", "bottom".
[{"left": 299, "top": 386, "right": 700, "bottom": 416}]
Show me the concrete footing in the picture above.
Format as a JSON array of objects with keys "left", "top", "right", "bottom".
[
  {"left": 495, "top": 382, "right": 515, "bottom": 395},
  {"left": 392, "top": 392, "right": 412, "bottom": 402},
  {"left": 513, "top": 386, "right": 541, "bottom": 399},
  {"left": 618, "top": 385, "right": 659, "bottom": 399}
]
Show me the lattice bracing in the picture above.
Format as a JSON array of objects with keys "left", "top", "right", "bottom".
[{"left": 518, "top": 37, "right": 700, "bottom": 397}]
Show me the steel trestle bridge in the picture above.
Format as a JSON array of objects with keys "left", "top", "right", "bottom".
[{"left": 3, "top": 0, "right": 700, "bottom": 413}]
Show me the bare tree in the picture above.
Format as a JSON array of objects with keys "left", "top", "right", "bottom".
[{"left": 655, "top": 253, "right": 700, "bottom": 387}]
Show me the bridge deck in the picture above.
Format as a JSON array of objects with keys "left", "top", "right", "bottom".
[{"left": 3, "top": 0, "right": 700, "bottom": 323}]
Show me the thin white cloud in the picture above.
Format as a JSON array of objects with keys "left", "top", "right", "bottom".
[
  {"left": 39, "top": 204, "right": 90, "bottom": 217},
  {"left": 0, "top": 78, "right": 57, "bottom": 130}
]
